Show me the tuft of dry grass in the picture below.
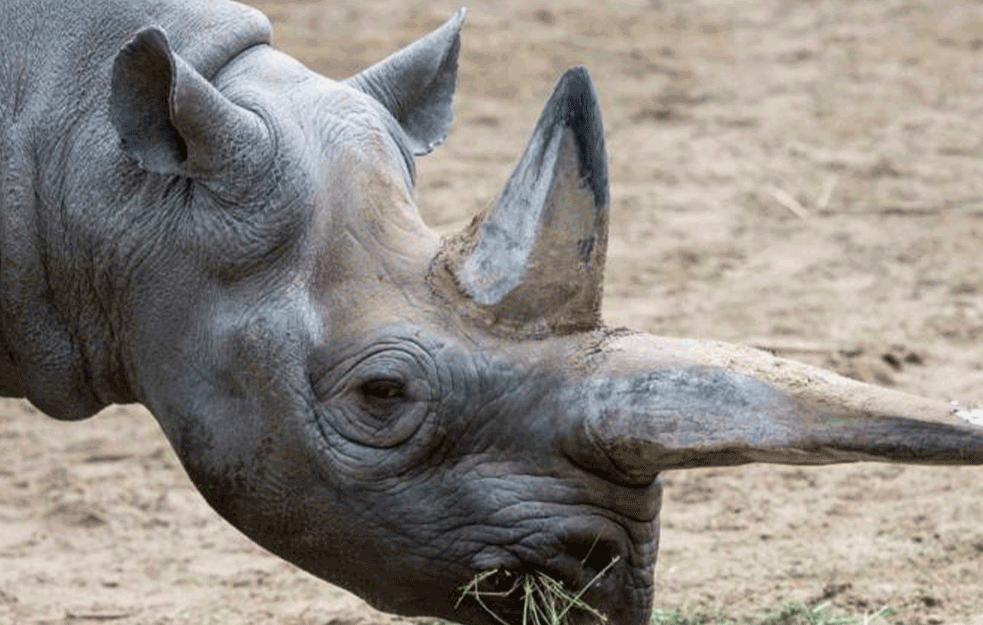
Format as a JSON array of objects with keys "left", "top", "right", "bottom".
[{"left": 456, "top": 556, "right": 620, "bottom": 625}]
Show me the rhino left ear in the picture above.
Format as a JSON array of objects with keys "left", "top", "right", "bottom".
[
  {"left": 109, "top": 27, "right": 273, "bottom": 194},
  {"left": 345, "top": 8, "right": 465, "bottom": 156}
]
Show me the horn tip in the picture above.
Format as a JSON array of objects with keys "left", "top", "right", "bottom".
[{"left": 549, "top": 66, "right": 609, "bottom": 210}]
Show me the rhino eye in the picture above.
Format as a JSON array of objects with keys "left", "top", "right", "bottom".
[
  {"left": 359, "top": 378, "right": 406, "bottom": 401},
  {"left": 310, "top": 337, "right": 438, "bottom": 449}
]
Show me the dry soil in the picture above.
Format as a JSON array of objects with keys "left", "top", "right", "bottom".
[{"left": 2, "top": 0, "right": 983, "bottom": 624}]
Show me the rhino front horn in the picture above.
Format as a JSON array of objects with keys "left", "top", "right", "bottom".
[
  {"left": 446, "top": 67, "right": 609, "bottom": 335},
  {"left": 568, "top": 333, "right": 983, "bottom": 484}
]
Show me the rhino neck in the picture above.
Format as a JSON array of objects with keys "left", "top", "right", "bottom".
[{"left": 0, "top": 145, "right": 134, "bottom": 419}]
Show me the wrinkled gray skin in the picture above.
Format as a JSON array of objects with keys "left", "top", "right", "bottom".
[{"left": 2, "top": 2, "right": 983, "bottom": 625}]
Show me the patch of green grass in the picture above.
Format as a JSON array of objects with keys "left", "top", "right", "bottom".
[
  {"left": 649, "top": 607, "right": 722, "bottom": 625},
  {"left": 432, "top": 598, "right": 895, "bottom": 625},
  {"left": 649, "top": 602, "right": 896, "bottom": 625}
]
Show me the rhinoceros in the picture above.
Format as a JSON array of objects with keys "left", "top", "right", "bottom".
[{"left": 2, "top": 0, "right": 982, "bottom": 623}]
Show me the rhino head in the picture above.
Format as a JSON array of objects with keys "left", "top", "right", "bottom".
[{"left": 102, "top": 9, "right": 983, "bottom": 625}]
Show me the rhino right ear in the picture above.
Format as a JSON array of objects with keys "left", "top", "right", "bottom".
[
  {"left": 109, "top": 27, "right": 273, "bottom": 192},
  {"left": 345, "top": 9, "right": 465, "bottom": 156}
]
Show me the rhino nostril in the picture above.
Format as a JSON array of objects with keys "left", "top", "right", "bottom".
[
  {"left": 563, "top": 415, "right": 659, "bottom": 488},
  {"left": 564, "top": 534, "right": 621, "bottom": 582}
]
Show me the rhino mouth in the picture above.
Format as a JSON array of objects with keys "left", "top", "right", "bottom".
[
  {"left": 459, "top": 565, "right": 618, "bottom": 625},
  {"left": 460, "top": 533, "right": 635, "bottom": 625}
]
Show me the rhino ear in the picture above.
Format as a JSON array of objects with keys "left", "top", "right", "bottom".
[
  {"left": 450, "top": 67, "right": 609, "bottom": 335},
  {"left": 109, "top": 27, "right": 273, "bottom": 191},
  {"left": 345, "top": 9, "right": 465, "bottom": 156}
]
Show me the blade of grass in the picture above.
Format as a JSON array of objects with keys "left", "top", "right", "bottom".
[
  {"left": 456, "top": 569, "right": 517, "bottom": 625},
  {"left": 552, "top": 555, "right": 621, "bottom": 623}
]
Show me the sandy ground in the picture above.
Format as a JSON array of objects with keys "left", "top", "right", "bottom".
[{"left": 3, "top": 0, "right": 983, "bottom": 623}]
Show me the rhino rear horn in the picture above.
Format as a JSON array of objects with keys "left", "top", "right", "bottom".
[
  {"left": 109, "top": 27, "right": 273, "bottom": 196},
  {"left": 346, "top": 9, "right": 465, "bottom": 156},
  {"left": 449, "top": 67, "right": 609, "bottom": 335}
]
